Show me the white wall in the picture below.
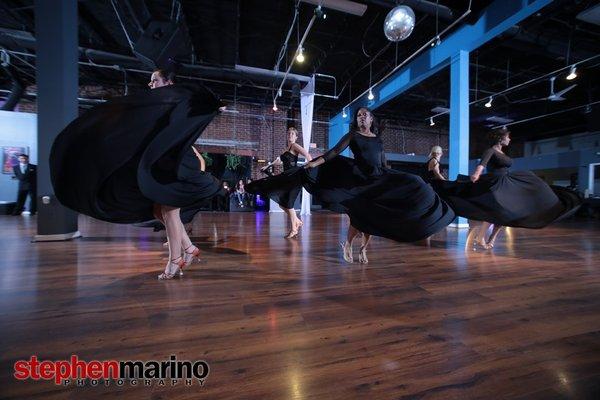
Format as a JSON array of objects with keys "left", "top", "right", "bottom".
[{"left": 0, "top": 110, "right": 37, "bottom": 201}]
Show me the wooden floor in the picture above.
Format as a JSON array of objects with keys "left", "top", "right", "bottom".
[{"left": 1, "top": 212, "right": 599, "bottom": 400}]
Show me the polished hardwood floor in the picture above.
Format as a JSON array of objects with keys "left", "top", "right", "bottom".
[{"left": 1, "top": 211, "right": 599, "bottom": 399}]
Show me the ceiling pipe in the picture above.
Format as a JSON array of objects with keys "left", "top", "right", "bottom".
[
  {"left": 0, "top": 25, "right": 313, "bottom": 89},
  {"left": 0, "top": 52, "right": 24, "bottom": 111},
  {"left": 500, "top": 25, "right": 597, "bottom": 61},
  {"left": 368, "top": 0, "right": 454, "bottom": 21}
]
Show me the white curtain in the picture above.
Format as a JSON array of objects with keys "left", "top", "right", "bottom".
[{"left": 299, "top": 76, "right": 315, "bottom": 216}]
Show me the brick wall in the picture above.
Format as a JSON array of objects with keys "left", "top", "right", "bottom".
[
  {"left": 16, "top": 88, "right": 516, "bottom": 174},
  {"left": 201, "top": 102, "right": 330, "bottom": 179},
  {"left": 381, "top": 121, "right": 449, "bottom": 156}
]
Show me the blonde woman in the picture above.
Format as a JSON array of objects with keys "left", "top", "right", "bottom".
[{"left": 425, "top": 146, "right": 446, "bottom": 182}]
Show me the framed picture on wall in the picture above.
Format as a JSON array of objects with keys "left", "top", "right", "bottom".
[{"left": 2, "top": 146, "right": 28, "bottom": 174}]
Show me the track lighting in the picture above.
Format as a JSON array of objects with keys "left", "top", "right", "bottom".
[
  {"left": 566, "top": 65, "right": 577, "bottom": 80},
  {"left": 367, "top": 88, "right": 374, "bottom": 100},
  {"left": 296, "top": 47, "right": 305, "bottom": 63},
  {"left": 342, "top": 108, "right": 347, "bottom": 118},
  {"left": 272, "top": 100, "right": 278, "bottom": 111},
  {"left": 485, "top": 96, "right": 493, "bottom": 108},
  {"left": 315, "top": 5, "right": 327, "bottom": 19},
  {"left": 429, "top": 117, "right": 435, "bottom": 126}
]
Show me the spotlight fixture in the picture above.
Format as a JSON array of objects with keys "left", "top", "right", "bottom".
[
  {"left": 342, "top": 108, "right": 347, "bottom": 118},
  {"left": 484, "top": 96, "right": 493, "bottom": 108},
  {"left": 315, "top": 5, "right": 327, "bottom": 19},
  {"left": 429, "top": 117, "right": 435, "bottom": 126},
  {"left": 367, "top": 88, "right": 374, "bottom": 100},
  {"left": 566, "top": 65, "right": 577, "bottom": 80},
  {"left": 296, "top": 47, "right": 305, "bottom": 63},
  {"left": 272, "top": 100, "right": 278, "bottom": 111}
]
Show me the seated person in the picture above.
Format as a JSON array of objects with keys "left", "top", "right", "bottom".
[{"left": 233, "top": 179, "right": 249, "bottom": 208}]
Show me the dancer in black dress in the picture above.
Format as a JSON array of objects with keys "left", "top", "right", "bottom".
[
  {"left": 147, "top": 70, "right": 213, "bottom": 278},
  {"left": 260, "top": 127, "right": 312, "bottom": 238},
  {"left": 50, "top": 69, "right": 223, "bottom": 279},
  {"left": 249, "top": 107, "right": 455, "bottom": 263},
  {"left": 424, "top": 146, "right": 446, "bottom": 182},
  {"left": 432, "top": 127, "right": 581, "bottom": 249}
]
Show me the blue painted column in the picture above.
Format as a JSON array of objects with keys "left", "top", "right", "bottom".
[
  {"left": 34, "top": 0, "right": 80, "bottom": 240},
  {"left": 328, "top": 117, "right": 351, "bottom": 157},
  {"left": 449, "top": 50, "right": 470, "bottom": 228}
]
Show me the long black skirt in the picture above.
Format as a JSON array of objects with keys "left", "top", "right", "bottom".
[
  {"left": 432, "top": 171, "right": 581, "bottom": 228},
  {"left": 50, "top": 84, "right": 222, "bottom": 224},
  {"left": 247, "top": 156, "right": 455, "bottom": 242}
]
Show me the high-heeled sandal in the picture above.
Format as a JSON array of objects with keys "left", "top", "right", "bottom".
[
  {"left": 285, "top": 229, "right": 299, "bottom": 239},
  {"left": 472, "top": 239, "right": 491, "bottom": 250},
  {"left": 285, "top": 219, "right": 303, "bottom": 239},
  {"left": 158, "top": 257, "right": 185, "bottom": 280},
  {"left": 183, "top": 245, "right": 201, "bottom": 266},
  {"left": 340, "top": 241, "right": 353, "bottom": 263},
  {"left": 358, "top": 246, "right": 368, "bottom": 264}
]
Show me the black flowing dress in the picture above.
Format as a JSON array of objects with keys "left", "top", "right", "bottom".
[
  {"left": 432, "top": 148, "right": 581, "bottom": 228},
  {"left": 278, "top": 148, "right": 302, "bottom": 209},
  {"left": 50, "top": 84, "right": 222, "bottom": 224},
  {"left": 248, "top": 131, "right": 455, "bottom": 242}
]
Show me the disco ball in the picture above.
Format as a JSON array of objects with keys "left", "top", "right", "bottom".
[{"left": 383, "top": 5, "right": 416, "bottom": 42}]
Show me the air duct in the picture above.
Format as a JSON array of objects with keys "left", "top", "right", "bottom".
[{"left": 0, "top": 52, "right": 24, "bottom": 111}]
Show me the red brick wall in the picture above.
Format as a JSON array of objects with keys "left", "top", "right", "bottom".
[
  {"left": 14, "top": 95, "right": 329, "bottom": 180},
  {"left": 201, "top": 102, "right": 330, "bottom": 179},
  {"left": 18, "top": 90, "right": 511, "bottom": 172}
]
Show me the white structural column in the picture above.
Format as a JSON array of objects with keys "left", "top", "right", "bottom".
[{"left": 299, "top": 76, "right": 315, "bottom": 216}]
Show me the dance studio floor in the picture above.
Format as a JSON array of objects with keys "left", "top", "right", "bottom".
[{"left": 1, "top": 212, "right": 599, "bottom": 399}]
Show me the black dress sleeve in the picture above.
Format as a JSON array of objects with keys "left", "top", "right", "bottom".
[
  {"left": 478, "top": 148, "right": 495, "bottom": 168},
  {"left": 319, "top": 132, "right": 353, "bottom": 162}
]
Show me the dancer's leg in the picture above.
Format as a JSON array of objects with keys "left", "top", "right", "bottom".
[
  {"left": 475, "top": 221, "right": 491, "bottom": 249},
  {"left": 162, "top": 205, "right": 183, "bottom": 269},
  {"left": 281, "top": 205, "right": 300, "bottom": 238},
  {"left": 358, "top": 233, "right": 372, "bottom": 264},
  {"left": 341, "top": 224, "right": 361, "bottom": 263},
  {"left": 487, "top": 225, "right": 504, "bottom": 248}
]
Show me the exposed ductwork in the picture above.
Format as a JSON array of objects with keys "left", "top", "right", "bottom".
[
  {"left": 0, "top": 28, "right": 310, "bottom": 90},
  {"left": 300, "top": 0, "right": 368, "bottom": 17},
  {"left": 0, "top": 52, "right": 24, "bottom": 111},
  {"left": 500, "top": 25, "right": 597, "bottom": 61},
  {"left": 368, "top": 0, "right": 454, "bottom": 21}
]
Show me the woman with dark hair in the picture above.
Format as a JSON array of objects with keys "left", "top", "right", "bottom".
[
  {"left": 433, "top": 127, "right": 581, "bottom": 249},
  {"left": 259, "top": 127, "right": 312, "bottom": 238},
  {"left": 50, "top": 69, "right": 223, "bottom": 279},
  {"left": 249, "top": 107, "right": 455, "bottom": 263}
]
